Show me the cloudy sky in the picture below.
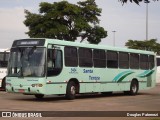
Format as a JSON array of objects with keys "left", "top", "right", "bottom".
[{"left": 0, "top": 0, "right": 159, "bottom": 48}]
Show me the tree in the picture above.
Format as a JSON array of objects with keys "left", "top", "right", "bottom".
[
  {"left": 125, "top": 39, "right": 160, "bottom": 54},
  {"left": 24, "top": 0, "right": 107, "bottom": 44},
  {"left": 120, "top": 0, "right": 158, "bottom": 5}
]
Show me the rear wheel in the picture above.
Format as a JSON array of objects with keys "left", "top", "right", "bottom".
[
  {"left": 130, "top": 80, "right": 138, "bottom": 95},
  {"left": 35, "top": 94, "right": 44, "bottom": 99},
  {"left": 66, "top": 81, "right": 76, "bottom": 100},
  {"left": 124, "top": 80, "right": 138, "bottom": 95}
]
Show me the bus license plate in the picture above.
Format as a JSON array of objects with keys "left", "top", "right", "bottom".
[{"left": 18, "top": 89, "right": 25, "bottom": 93}]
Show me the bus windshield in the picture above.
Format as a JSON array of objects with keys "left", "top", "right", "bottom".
[{"left": 8, "top": 47, "right": 45, "bottom": 77}]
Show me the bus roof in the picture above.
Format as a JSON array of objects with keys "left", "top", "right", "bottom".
[{"left": 13, "top": 38, "right": 155, "bottom": 55}]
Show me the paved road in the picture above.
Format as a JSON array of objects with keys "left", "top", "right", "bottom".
[{"left": 0, "top": 84, "right": 160, "bottom": 120}]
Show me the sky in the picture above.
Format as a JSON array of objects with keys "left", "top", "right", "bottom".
[{"left": 0, "top": 0, "right": 159, "bottom": 48}]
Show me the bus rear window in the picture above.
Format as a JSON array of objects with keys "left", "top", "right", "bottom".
[{"left": 157, "top": 58, "right": 160, "bottom": 66}]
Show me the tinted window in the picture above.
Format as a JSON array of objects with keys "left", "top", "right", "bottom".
[
  {"left": 107, "top": 51, "right": 118, "bottom": 68},
  {"left": 130, "top": 53, "right": 139, "bottom": 69},
  {"left": 140, "top": 54, "right": 149, "bottom": 70},
  {"left": 149, "top": 55, "right": 155, "bottom": 69},
  {"left": 93, "top": 49, "right": 106, "bottom": 68},
  {"left": 156, "top": 58, "right": 160, "bottom": 66},
  {"left": 119, "top": 52, "right": 129, "bottom": 69},
  {"left": 79, "top": 48, "right": 92, "bottom": 67},
  {"left": 64, "top": 46, "right": 78, "bottom": 67}
]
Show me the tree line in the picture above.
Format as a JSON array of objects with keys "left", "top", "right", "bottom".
[{"left": 24, "top": 0, "right": 160, "bottom": 54}]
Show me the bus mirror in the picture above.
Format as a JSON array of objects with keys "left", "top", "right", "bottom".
[
  {"left": 53, "top": 49, "right": 57, "bottom": 60},
  {"left": 47, "top": 49, "right": 57, "bottom": 60}
]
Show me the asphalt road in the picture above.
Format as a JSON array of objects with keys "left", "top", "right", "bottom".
[{"left": 0, "top": 84, "right": 160, "bottom": 120}]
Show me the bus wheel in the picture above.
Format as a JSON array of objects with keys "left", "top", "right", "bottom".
[
  {"left": 66, "top": 81, "right": 76, "bottom": 100},
  {"left": 130, "top": 80, "right": 138, "bottom": 95},
  {"left": 101, "top": 92, "right": 112, "bottom": 96},
  {"left": 125, "top": 80, "right": 138, "bottom": 95},
  {"left": 124, "top": 80, "right": 139, "bottom": 95},
  {"left": 35, "top": 94, "right": 44, "bottom": 99}
]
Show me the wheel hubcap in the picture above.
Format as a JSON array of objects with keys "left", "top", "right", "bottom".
[
  {"left": 71, "top": 86, "right": 76, "bottom": 95},
  {"left": 132, "top": 84, "right": 137, "bottom": 93}
]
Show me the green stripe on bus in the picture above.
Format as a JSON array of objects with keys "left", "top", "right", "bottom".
[
  {"left": 137, "top": 70, "right": 155, "bottom": 78},
  {"left": 113, "top": 71, "right": 134, "bottom": 82}
]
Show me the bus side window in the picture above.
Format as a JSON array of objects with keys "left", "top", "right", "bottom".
[
  {"left": 130, "top": 53, "right": 139, "bottom": 69},
  {"left": 140, "top": 54, "right": 149, "bottom": 70},
  {"left": 119, "top": 52, "right": 129, "bottom": 69},
  {"left": 79, "top": 48, "right": 93, "bottom": 67},
  {"left": 47, "top": 49, "right": 62, "bottom": 76},
  {"left": 156, "top": 57, "right": 160, "bottom": 66},
  {"left": 149, "top": 55, "right": 155, "bottom": 69},
  {"left": 107, "top": 51, "right": 118, "bottom": 68},
  {"left": 93, "top": 49, "right": 106, "bottom": 68}
]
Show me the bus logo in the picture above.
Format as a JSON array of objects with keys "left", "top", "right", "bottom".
[{"left": 69, "top": 68, "right": 78, "bottom": 74}]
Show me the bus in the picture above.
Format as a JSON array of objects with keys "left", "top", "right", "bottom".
[
  {"left": 6, "top": 39, "right": 156, "bottom": 99},
  {"left": 0, "top": 49, "right": 10, "bottom": 90},
  {"left": 156, "top": 56, "right": 160, "bottom": 83}
]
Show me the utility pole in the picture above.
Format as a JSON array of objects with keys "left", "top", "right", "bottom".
[
  {"left": 145, "top": 0, "right": 150, "bottom": 41},
  {"left": 112, "top": 31, "right": 116, "bottom": 46}
]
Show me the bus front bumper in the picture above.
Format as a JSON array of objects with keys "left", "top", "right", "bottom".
[{"left": 6, "top": 85, "right": 45, "bottom": 94}]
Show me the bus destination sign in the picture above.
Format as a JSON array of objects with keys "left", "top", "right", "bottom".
[{"left": 12, "top": 39, "right": 45, "bottom": 47}]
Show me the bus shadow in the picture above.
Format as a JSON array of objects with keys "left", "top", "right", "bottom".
[
  {"left": 9, "top": 92, "right": 153, "bottom": 103},
  {"left": 76, "top": 92, "right": 153, "bottom": 99}
]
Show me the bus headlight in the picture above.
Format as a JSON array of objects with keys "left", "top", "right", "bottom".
[{"left": 31, "top": 84, "right": 43, "bottom": 87}]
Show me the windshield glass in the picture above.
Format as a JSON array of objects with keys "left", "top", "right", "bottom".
[{"left": 8, "top": 47, "right": 45, "bottom": 77}]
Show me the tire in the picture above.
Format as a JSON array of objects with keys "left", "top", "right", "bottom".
[
  {"left": 130, "top": 80, "right": 138, "bottom": 95},
  {"left": 35, "top": 94, "right": 44, "bottom": 99},
  {"left": 66, "top": 81, "right": 76, "bottom": 100},
  {"left": 124, "top": 80, "right": 138, "bottom": 95},
  {"left": 101, "top": 92, "right": 112, "bottom": 96}
]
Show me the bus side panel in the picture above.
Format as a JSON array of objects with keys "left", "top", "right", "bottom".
[
  {"left": 85, "top": 83, "right": 93, "bottom": 93},
  {"left": 101, "top": 83, "right": 130, "bottom": 92},
  {"left": 45, "top": 80, "right": 68, "bottom": 95},
  {"left": 45, "top": 84, "right": 60, "bottom": 95},
  {"left": 79, "top": 83, "right": 86, "bottom": 93},
  {"left": 93, "top": 83, "right": 101, "bottom": 92}
]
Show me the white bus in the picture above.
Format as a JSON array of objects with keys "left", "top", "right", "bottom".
[{"left": 0, "top": 49, "right": 10, "bottom": 90}]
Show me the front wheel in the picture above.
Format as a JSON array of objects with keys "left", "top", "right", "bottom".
[
  {"left": 66, "top": 81, "right": 76, "bottom": 100},
  {"left": 35, "top": 94, "right": 44, "bottom": 99}
]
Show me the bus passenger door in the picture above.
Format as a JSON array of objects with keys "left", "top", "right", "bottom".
[{"left": 47, "top": 47, "right": 62, "bottom": 77}]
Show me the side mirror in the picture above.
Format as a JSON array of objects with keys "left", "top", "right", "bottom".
[{"left": 53, "top": 49, "right": 57, "bottom": 60}]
